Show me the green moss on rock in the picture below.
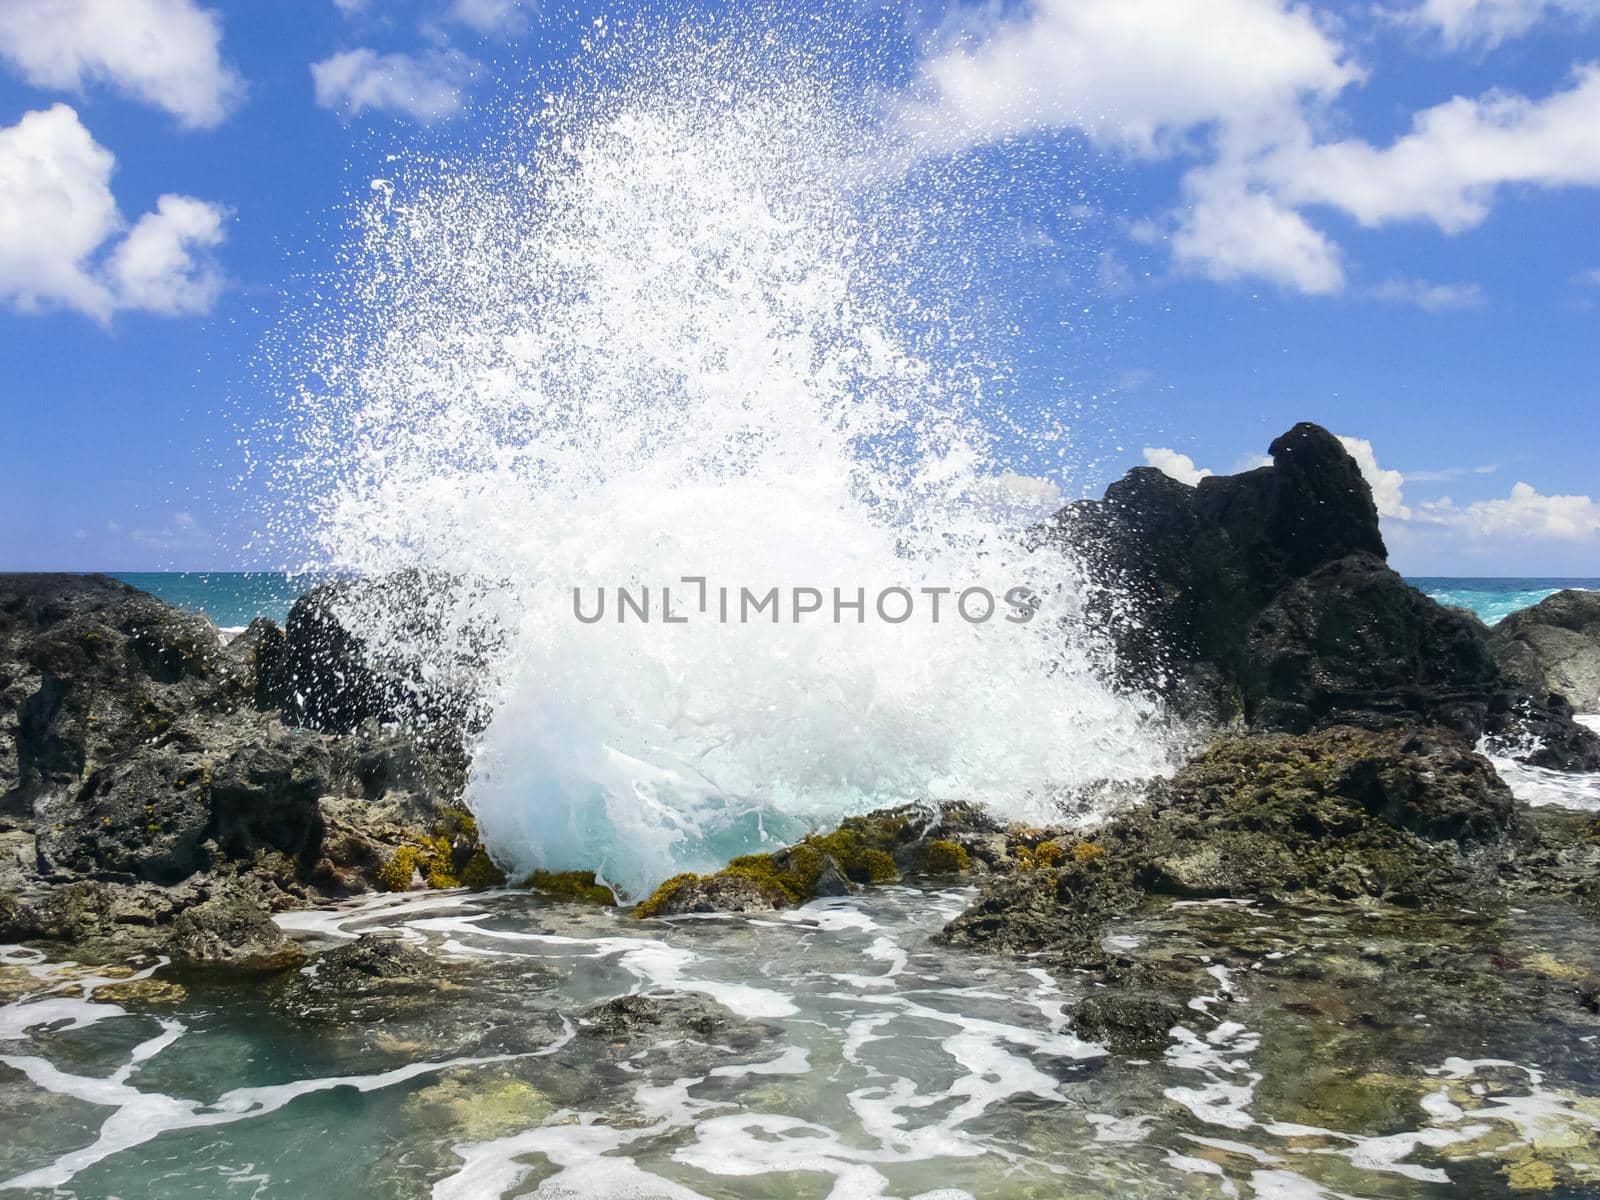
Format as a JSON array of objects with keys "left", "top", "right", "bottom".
[
  {"left": 376, "top": 846, "right": 421, "bottom": 892},
  {"left": 922, "top": 839, "right": 971, "bottom": 873},
  {"left": 522, "top": 869, "right": 616, "bottom": 905},
  {"left": 460, "top": 850, "right": 507, "bottom": 891},
  {"left": 633, "top": 873, "right": 702, "bottom": 919}
]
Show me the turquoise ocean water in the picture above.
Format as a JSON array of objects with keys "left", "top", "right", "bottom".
[
  {"left": 112, "top": 572, "right": 1597, "bottom": 630},
  {"left": 111, "top": 572, "right": 331, "bottom": 630},
  {"left": 1408, "top": 577, "right": 1599, "bottom": 625}
]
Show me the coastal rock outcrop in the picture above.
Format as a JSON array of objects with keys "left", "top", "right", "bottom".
[
  {"left": 1491, "top": 589, "right": 1600, "bottom": 713},
  {"left": 1054, "top": 423, "right": 1600, "bottom": 769},
  {"left": 0, "top": 573, "right": 497, "bottom": 961},
  {"left": 941, "top": 725, "right": 1528, "bottom": 962}
]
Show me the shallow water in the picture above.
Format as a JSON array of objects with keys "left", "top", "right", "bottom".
[
  {"left": 4, "top": 882, "right": 1598, "bottom": 1199},
  {"left": 1488, "top": 715, "right": 1600, "bottom": 813}
]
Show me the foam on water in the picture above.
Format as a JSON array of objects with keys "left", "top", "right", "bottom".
[
  {"left": 273, "top": 12, "right": 1172, "bottom": 892},
  {"left": 1486, "top": 714, "right": 1600, "bottom": 812},
  {"left": 8, "top": 888, "right": 1600, "bottom": 1196}
]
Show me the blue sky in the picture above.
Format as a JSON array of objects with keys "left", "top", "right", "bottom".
[{"left": 0, "top": 0, "right": 1596, "bottom": 575}]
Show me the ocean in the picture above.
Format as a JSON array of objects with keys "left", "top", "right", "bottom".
[
  {"left": 111, "top": 572, "right": 332, "bottom": 632},
  {"left": 1408, "top": 576, "right": 1600, "bottom": 625},
  {"left": 114, "top": 572, "right": 1599, "bottom": 630}
]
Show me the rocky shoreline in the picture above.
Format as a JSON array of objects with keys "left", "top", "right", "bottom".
[{"left": 3, "top": 423, "right": 1598, "bottom": 1040}]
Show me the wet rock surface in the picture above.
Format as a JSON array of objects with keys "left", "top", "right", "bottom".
[
  {"left": 943, "top": 725, "right": 1531, "bottom": 961},
  {"left": 0, "top": 574, "right": 498, "bottom": 963},
  {"left": 5, "top": 884, "right": 1597, "bottom": 1198},
  {"left": 276, "top": 933, "right": 447, "bottom": 1021},
  {"left": 168, "top": 890, "right": 306, "bottom": 970}
]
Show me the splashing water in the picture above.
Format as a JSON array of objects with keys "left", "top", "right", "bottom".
[{"left": 275, "top": 15, "right": 1173, "bottom": 893}]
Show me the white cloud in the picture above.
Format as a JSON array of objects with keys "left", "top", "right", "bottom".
[
  {"left": 1402, "top": 0, "right": 1600, "bottom": 48},
  {"left": 448, "top": 0, "right": 529, "bottom": 34},
  {"left": 104, "top": 193, "right": 229, "bottom": 315},
  {"left": 311, "top": 48, "right": 476, "bottom": 122},
  {"left": 899, "top": 0, "right": 1356, "bottom": 159},
  {"left": 1261, "top": 64, "right": 1600, "bottom": 233},
  {"left": 1419, "top": 483, "right": 1600, "bottom": 541},
  {"left": 1370, "top": 277, "right": 1485, "bottom": 310},
  {"left": 1232, "top": 453, "right": 1276, "bottom": 473},
  {"left": 0, "top": 104, "right": 118, "bottom": 318},
  {"left": 903, "top": 2, "right": 1600, "bottom": 296},
  {"left": 1337, "top": 435, "right": 1412, "bottom": 520},
  {"left": 1142, "top": 447, "right": 1213, "bottom": 486},
  {"left": 0, "top": 105, "right": 228, "bottom": 321},
  {"left": 0, "top": 0, "right": 242, "bottom": 129},
  {"left": 1174, "top": 173, "right": 1346, "bottom": 293}
]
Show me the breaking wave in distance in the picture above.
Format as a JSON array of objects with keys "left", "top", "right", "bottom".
[{"left": 273, "top": 11, "right": 1174, "bottom": 893}]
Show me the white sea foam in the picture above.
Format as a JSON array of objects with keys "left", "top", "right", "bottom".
[
  {"left": 271, "top": 10, "right": 1173, "bottom": 894},
  {"left": 1484, "top": 715, "right": 1600, "bottom": 812}
]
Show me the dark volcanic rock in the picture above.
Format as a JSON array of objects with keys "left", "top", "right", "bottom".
[
  {"left": 276, "top": 933, "right": 449, "bottom": 1021},
  {"left": 581, "top": 992, "right": 740, "bottom": 1040},
  {"left": 944, "top": 725, "right": 1527, "bottom": 962},
  {"left": 578, "top": 992, "right": 776, "bottom": 1064},
  {"left": 208, "top": 734, "right": 331, "bottom": 863},
  {"left": 36, "top": 747, "right": 215, "bottom": 883},
  {"left": 1054, "top": 424, "right": 1600, "bottom": 769},
  {"left": 1058, "top": 424, "right": 1385, "bottom": 714},
  {"left": 1240, "top": 554, "right": 1504, "bottom": 735},
  {"left": 0, "top": 574, "right": 496, "bottom": 957},
  {"left": 169, "top": 890, "right": 305, "bottom": 970},
  {"left": 1491, "top": 589, "right": 1600, "bottom": 713},
  {"left": 0, "top": 574, "right": 242, "bottom": 810},
  {"left": 1072, "top": 990, "right": 1187, "bottom": 1055}
]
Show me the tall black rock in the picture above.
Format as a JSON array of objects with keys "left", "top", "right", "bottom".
[{"left": 1052, "top": 424, "right": 1599, "bottom": 769}]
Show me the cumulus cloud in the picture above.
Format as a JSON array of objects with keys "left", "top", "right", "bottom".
[
  {"left": 1142, "top": 447, "right": 1213, "bottom": 486},
  {"left": 0, "top": 0, "right": 243, "bottom": 129},
  {"left": 311, "top": 48, "right": 476, "bottom": 122},
  {"left": 902, "top": 1, "right": 1600, "bottom": 296},
  {"left": 104, "top": 194, "right": 228, "bottom": 315},
  {"left": 1402, "top": 0, "right": 1600, "bottom": 48},
  {"left": 1171, "top": 63, "right": 1600, "bottom": 291},
  {"left": 900, "top": 0, "right": 1356, "bottom": 159},
  {"left": 1420, "top": 483, "right": 1600, "bottom": 541},
  {"left": 0, "top": 105, "right": 228, "bottom": 321},
  {"left": 1337, "top": 436, "right": 1412, "bottom": 519},
  {"left": 1173, "top": 175, "right": 1346, "bottom": 294},
  {"left": 1260, "top": 64, "right": 1600, "bottom": 233}
]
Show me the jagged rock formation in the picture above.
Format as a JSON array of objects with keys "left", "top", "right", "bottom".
[
  {"left": 1053, "top": 423, "right": 1600, "bottom": 769},
  {"left": 0, "top": 573, "right": 494, "bottom": 961}
]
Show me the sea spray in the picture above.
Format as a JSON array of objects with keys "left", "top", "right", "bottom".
[{"left": 272, "top": 12, "right": 1175, "bottom": 893}]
